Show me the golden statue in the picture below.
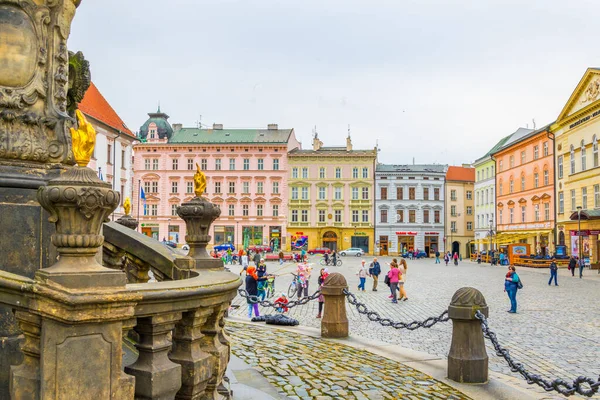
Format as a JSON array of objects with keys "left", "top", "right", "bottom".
[
  {"left": 70, "top": 109, "right": 96, "bottom": 167},
  {"left": 194, "top": 163, "right": 207, "bottom": 197},
  {"left": 123, "top": 197, "right": 131, "bottom": 216}
]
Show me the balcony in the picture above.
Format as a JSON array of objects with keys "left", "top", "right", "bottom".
[
  {"left": 289, "top": 199, "right": 311, "bottom": 205},
  {"left": 289, "top": 221, "right": 310, "bottom": 227}
]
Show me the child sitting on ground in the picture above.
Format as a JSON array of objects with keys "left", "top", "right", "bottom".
[{"left": 274, "top": 293, "right": 289, "bottom": 313}]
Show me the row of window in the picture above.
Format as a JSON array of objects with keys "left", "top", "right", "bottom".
[
  {"left": 292, "top": 166, "right": 369, "bottom": 179},
  {"left": 290, "top": 209, "right": 370, "bottom": 223},
  {"left": 380, "top": 186, "right": 441, "bottom": 201},
  {"left": 476, "top": 213, "right": 495, "bottom": 229},
  {"left": 291, "top": 186, "right": 370, "bottom": 201},
  {"left": 476, "top": 188, "right": 495, "bottom": 206},
  {"left": 103, "top": 144, "right": 127, "bottom": 166},
  {"left": 557, "top": 184, "right": 600, "bottom": 214},
  {"left": 498, "top": 203, "right": 551, "bottom": 224},
  {"left": 498, "top": 141, "right": 551, "bottom": 172},
  {"left": 498, "top": 170, "right": 550, "bottom": 195},
  {"left": 144, "top": 157, "right": 278, "bottom": 171},
  {"left": 449, "top": 221, "right": 473, "bottom": 231},
  {"left": 450, "top": 205, "right": 473, "bottom": 216},
  {"left": 558, "top": 137, "right": 599, "bottom": 178},
  {"left": 380, "top": 209, "right": 441, "bottom": 224},
  {"left": 476, "top": 166, "right": 495, "bottom": 182},
  {"left": 450, "top": 190, "right": 473, "bottom": 201},
  {"left": 164, "top": 203, "right": 280, "bottom": 217},
  {"left": 145, "top": 181, "right": 281, "bottom": 195}
]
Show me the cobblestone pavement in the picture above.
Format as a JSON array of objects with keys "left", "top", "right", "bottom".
[
  {"left": 226, "top": 321, "right": 470, "bottom": 400},
  {"left": 229, "top": 256, "right": 600, "bottom": 399}
]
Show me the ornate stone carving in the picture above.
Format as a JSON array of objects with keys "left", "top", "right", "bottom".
[{"left": 177, "top": 196, "right": 221, "bottom": 263}]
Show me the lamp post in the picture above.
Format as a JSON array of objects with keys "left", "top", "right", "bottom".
[
  {"left": 577, "top": 206, "right": 582, "bottom": 260},
  {"left": 489, "top": 218, "right": 494, "bottom": 265},
  {"left": 236, "top": 221, "right": 239, "bottom": 250}
]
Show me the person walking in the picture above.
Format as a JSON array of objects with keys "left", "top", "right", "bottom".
[
  {"left": 245, "top": 266, "right": 262, "bottom": 318},
  {"left": 253, "top": 251, "right": 261, "bottom": 267},
  {"left": 296, "top": 262, "right": 312, "bottom": 299},
  {"left": 453, "top": 252, "right": 459, "bottom": 266},
  {"left": 316, "top": 268, "right": 329, "bottom": 318},
  {"left": 548, "top": 257, "right": 558, "bottom": 286},
  {"left": 504, "top": 265, "right": 520, "bottom": 313},
  {"left": 398, "top": 258, "right": 408, "bottom": 301},
  {"left": 369, "top": 257, "right": 381, "bottom": 291},
  {"left": 331, "top": 250, "right": 337, "bottom": 266},
  {"left": 444, "top": 252, "right": 450, "bottom": 266},
  {"left": 278, "top": 250, "right": 285, "bottom": 265},
  {"left": 301, "top": 248, "right": 307, "bottom": 262},
  {"left": 435, "top": 250, "right": 440, "bottom": 264},
  {"left": 578, "top": 256, "right": 586, "bottom": 279},
  {"left": 240, "top": 251, "right": 249, "bottom": 276},
  {"left": 357, "top": 260, "right": 367, "bottom": 292},
  {"left": 257, "top": 259, "right": 268, "bottom": 301},
  {"left": 568, "top": 256, "right": 576, "bottom": 277},
  {"left": 387, "top": 260, "right": 401, "bottom": 304}
]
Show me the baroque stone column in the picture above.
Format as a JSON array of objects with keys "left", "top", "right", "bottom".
[
  {"left": 0, "top": 0, "right": 85, "bottom": 395},
  {"left": 177, "top": 196, "right": 222, "bottom": 269}
]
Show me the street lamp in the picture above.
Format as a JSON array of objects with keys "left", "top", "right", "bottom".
[
  {"left": 577, "top": 206, "right": 582, "bottom": 260},
  {"left": 489, "top": 218, "right": 494, "bottom": 265}
]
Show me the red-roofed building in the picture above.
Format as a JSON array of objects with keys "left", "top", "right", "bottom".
[
  {"left": 78, "top": 82, "right": 135, "bottom": 217},
  {"left": 445, "top": 165, "right": 475, "bottom": 258}
]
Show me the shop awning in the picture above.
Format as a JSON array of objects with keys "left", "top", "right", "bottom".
[
  {"left": 569, "top": 209, "right": 600, "bottom": 220},
  {"left": 490, "top": 230, "right": 553, "bottom": 245}
]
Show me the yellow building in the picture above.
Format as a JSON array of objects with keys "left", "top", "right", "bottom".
[
  {"left": 552, "top": 68, "right": 600, "bottom": 266},
  {"left": 445, "top": 166, "right": 476, "bottom": 257},
  {"left": 286, "top": 134, "right": 377, "bottom": 254}
]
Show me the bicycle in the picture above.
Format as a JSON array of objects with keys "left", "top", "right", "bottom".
[
  {"left": 319, "top": 258, "right": 342, "bottom": 267},
  {"left": 265, "top": 275, "right": 276, "bottom": 299},
  {"left": 287, "top": 273, "right": 304, "bottom": 298}
]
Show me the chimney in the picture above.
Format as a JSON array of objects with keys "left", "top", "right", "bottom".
[
  {"left": 172, "top": 123, "right": 182, "bottom": 132},
  {"left": 213, "top": 123, "right": 223, "bottom": 130},
  {"left": 346, "top": 136, "right": 353, "bottom": 151},
  {"left": 267, "top": 123, "right": 278, "bottom": 130}
]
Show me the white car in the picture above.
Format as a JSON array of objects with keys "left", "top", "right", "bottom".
[
  {"left": 339, "top": 248, "right": 364, "bottom": 257},
  {"left": 182, "top": 244, "right": 190, "bottom": 251}
]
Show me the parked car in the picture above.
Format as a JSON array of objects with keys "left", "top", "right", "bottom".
[
  {"left": 402, "top": 251, "right": 428, "bottom": 259},
  {"left": 308, "top": 247, "right": 332, "bottom": 255},
  {"left": 248, "top": 245, "right": 272, "bottom": 253},
  {"left": 163, "top": 240, "right": 177, "bottom": 249},
  {"left": 213, "top": 243, "right": 235, "bottom": 252},
  {"left": 339, "top": 248, "right": 364, "bottom": 257}
]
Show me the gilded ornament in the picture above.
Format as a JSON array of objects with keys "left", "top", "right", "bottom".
[
  {"left": 194, "top": 163, "right": 207, "bottom": 197},
  {"left": 124, "top": 197, "right": 131, "bottom": 216},
  {"left": 70, "top": 109, "right": 96, "bottom": 167}
]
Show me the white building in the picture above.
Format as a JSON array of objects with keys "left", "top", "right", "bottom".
[
  {"left": 375, "top": 164, "right": 447, "bottom": 256},
  {"left": 79, "top": 82, "right": 136, "bottom": 218}
]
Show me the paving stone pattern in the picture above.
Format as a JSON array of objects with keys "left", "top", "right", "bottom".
[
  {"left": 227, "top": 322, "right": 470, "bottom": 400},
  {"left": 230, "top": 256, "right": 600, "bottom": 399}
]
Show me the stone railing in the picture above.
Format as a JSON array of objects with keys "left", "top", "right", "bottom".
[{"left": 0, "top": 165, "right": 241, "bottom": 399}]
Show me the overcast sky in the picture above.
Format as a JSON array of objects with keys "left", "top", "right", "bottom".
[{"left": 70, "top": 0, "right": 600, "bottom": 165}]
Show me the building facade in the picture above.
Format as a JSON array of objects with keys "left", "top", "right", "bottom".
[
  {"left": 444, "top": 166, "right": 475, "bottom": 257},
  {"left": 79, "top": 82, "right": 135, "bottom": 218},
  {"left": 286, "top": 135, "right": 377, "bottom": 254},
  {"left": 375, "top": 164, "right": 446, "bottom": 257},
  {"left": 473, "top": 136, "right": 510, "bottom": 252},
  {"left": 133, "top": 110, "right": 300, "bottom": 249},
  {"left": 552, "top": 68, "right": 600, "bottom": 264},
  {"left": 493, "top": 126, "right": 555, "bottom": 255}
]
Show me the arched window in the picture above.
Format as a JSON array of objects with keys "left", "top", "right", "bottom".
[
  {"left": 520, "top": 174, "right": 526, "bottom": 191},
  {"left": 593, "top": 135, "right": 598, "bottom": 168},
  {"left": 581, "top": 140, "right": 587, "bottom": 171},
  {"left": 570, "top": 145, "right": 575, "bottom": 174}
]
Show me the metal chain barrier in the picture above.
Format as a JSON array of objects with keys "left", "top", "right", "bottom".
[
  {"left": 238, "top": 289, "right": 321, "bottom": 309},
  {"left": 343, "top": 289, "right": 449, "bottom": 330},
  {"left": 475, "top": 310, "right": 600, "bottom": 397}
]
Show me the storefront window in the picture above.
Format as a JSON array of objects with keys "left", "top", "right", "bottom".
[
  {"left": 242, "top": 226, "right": 263, "bottom": 248},
  {"left": 214, "top": 225, "right": 235, "bottom": 245}
]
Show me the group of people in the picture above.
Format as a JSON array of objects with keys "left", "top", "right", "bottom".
[
  {"left": 443, "top": 252, "right": 460, "bottom": 266},
  {"left": 323, "top": 251, "right": 338, "bottom": 266}
]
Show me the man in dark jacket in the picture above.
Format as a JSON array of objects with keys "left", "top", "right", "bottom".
[
  {"left": 253, "top": 251, "right": 261, "bottom": 267},
  {"left": 369, "top": 257, "right": 382, "bottom": 291},
  {"left": 548, "top": 257, "right": 558, "bottom": 286},
  {"left": 569, "top": 256, "right": 576, "bottom": 277}
]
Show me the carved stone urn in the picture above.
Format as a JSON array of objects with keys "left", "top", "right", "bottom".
[
  {"left": 36, "top": 166, "right": 127, "bottom": 288},
  {"left": 177, "top": 196, "right": 222, "bottom": 268}
]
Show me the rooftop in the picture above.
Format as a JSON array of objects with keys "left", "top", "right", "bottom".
[
  {"left": 376, "top": 164, "right": 447, "bottom": 173},
  {"left": 492, "top": 124, "right": 553, "bottom": 155},
  {"left": 446, "top": 166, "right": 475, "bottom": 182},
  {"left": 168, "top": 127, "right": 294, "bottom": 144},
  {"left": 289, "top": 147, "right": 377, "bottom": 156},
  {"left": 78, "top": 82, "right": 133, "bottom": 137}
]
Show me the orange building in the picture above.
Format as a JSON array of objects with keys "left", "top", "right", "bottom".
[{"left": 493, "top": 126, "right": 555, "bottom": 255}]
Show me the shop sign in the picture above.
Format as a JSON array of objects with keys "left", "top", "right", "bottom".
[
  {"left": 353, "top": 232, "right": 367, "bottom": 236},
  {"left": 141, "top": 223, "right": 159, "bottom": 227},
  {"left": 295, "top": 232, "right": 304, "bottom": 235},
  {"left": 506, "top": 222, "right": 551, "bottom": 230},
  {"left": 569, "top": 108, "right": 600, "bottom": 130},
  {"left": 424, "top": 232, "right": 439, "bottom": 235},
  {"left": 396, "top": 231, "right": 417, "bottom": 235},
  {"left": 271, "top": 233, "right": 280, "bottom": 237},
  {"left": 570, "top": 230, "right": 600, "bottom": 236}
]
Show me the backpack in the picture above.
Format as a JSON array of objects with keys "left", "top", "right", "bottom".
[{"left": 516, "top": 275, "right": 523, "bottom": 289}]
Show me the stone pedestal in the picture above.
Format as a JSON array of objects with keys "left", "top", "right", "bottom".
[
  {"left": 177, "top": 196, "right": 222, "bottom": 269},
  {"left": 320, "top": 273, "right": 349, "bottom": 338},
  {"left": 447, "top": 287, "right": 489, "bottom": 384}
]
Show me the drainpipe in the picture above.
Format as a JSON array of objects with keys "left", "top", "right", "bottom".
[{"left": 547, "top": 129, "right": 556, "bottom": 254}]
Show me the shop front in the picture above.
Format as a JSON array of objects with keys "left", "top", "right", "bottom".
[
  {"left": 141, "top": 223, "right": 160, "bottom": 240},
  {"left": 396, "top": 231, "right": 416, "bottom": 254},
  {"left": 424, "top": 232, "right": 440, "bottom": 255},
  {"left": 214, "top": 225, "right": 235, "bottom": 246},
  {"left": 379, "top": 235, "right": 389, "bottom": 256},
  {"left": 351, "top": 231, "right": 369, "bottom": 253},
  {"left": 242, "top": 226, "right": 264, "bottom": 248},
  {"left": 269, "top": 226, "right": 282, "bottom": 251},
  {"left": 322, "top": 231, "right": 338, "bottom": 252},
  {"left": 168, "top": 225, "right": 180, "bottom": 243}
]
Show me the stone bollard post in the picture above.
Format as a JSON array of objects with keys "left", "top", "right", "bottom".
[
  {"left": 447, "top": 287, "right": 489, "bottom": 383},
  {"left": 320, "top": 272, "right": 349, "bottom": 338}
]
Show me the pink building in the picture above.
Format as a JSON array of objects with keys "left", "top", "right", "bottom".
[{"left": 132, "top": 109, "right": 300, "bottom": 251}]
